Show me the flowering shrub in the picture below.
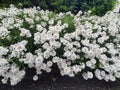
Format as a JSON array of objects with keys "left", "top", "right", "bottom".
[{"left": 0, "top": 5, "right": 120, "bottom": 86}]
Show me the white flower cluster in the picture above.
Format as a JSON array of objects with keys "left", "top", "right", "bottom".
[
  {"left": 0, "top": 27, "right": 10, "bottom": 39},
  {"left": 0, "top": 5, "right": 119, "bottom": 85},
  {"left": 0, "top": 46, "right": 25, "bottom": 86}
]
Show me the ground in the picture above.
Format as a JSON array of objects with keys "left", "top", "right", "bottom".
[{"left": 0, "top": 68, "right": 120, "bottom": 90}]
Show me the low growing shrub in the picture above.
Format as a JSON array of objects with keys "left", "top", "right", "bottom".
[{"left": 0, "top": 5, "right": 120, "bottom": 85}]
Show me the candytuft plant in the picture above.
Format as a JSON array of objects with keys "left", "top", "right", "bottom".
[{"left": 0, "top": 5, "right": 120, "bottom": 86}]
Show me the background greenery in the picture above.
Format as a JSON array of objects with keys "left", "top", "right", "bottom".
[
  {"left": 0, "top": 0, "right": 117, "bottom": 16},
  {"left": 77, "top": 0, "right": 117, "bottom": 16},
  {"left": 0, "top": 0, "right": 32, "bottom": 8}
]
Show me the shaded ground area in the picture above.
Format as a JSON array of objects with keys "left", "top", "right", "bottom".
[{"left": 0, "top": 68, "right": 120, "bottom": 90}]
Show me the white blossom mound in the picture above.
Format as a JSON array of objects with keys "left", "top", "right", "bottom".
[{"left": 0, "top": 5, "right": 120, "bottom": 86}]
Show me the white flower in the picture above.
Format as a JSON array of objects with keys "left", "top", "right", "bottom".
[
  {"left": 0, "top": 46, "right": 9, "bottom": 56},
  {"left": 57, "top": 20, "right": 62, "bottom": 25},
  {"left": 64, "top": 34, "right": 71, "bottom": 41},
  {"left": 43, "top": 51, "right": 50, "bottom": 59},
  {"left": 63, "top": 23, "right": 69, "bottom": 28},
  {"left": 64, "top": 51, "right": 72, "bottom": 58},
  {"left": 87, "top": 50, "right": 95, "bottom": 58},
  {"left": 0, "top": 58, "right": 8, "bottom": 66},
  {"left": 82, "top": 47, "right": 89, "bottom": 53},
  {"left": 1, "top": 78, "right": 8, "bottom": 84},
  {"left": 100, "top": 71, "right": 106, "bottom": 77},
  {"left": 72, "top": 65, "right": 81, "bottom": 73},
  {"left": 50, "top": 41, "right": 61, "bottom": 49},
  {"left": 86, "top": 61, "right": 92, "bottom": 67},
  {"left": 104, "top": 75, "right": 110, "bottom": 82},
  {"left": 52, "top": 33, "right": 59, "bottom": 40},
  {"left": 95, "top": 69, "right": 103, "bottom": 80},
  {"left": 82, "top": 73, "right": 88, "bottom": 80},
  {"left": 87, "top": 71, "right": 93, "bottom": 79},
  {"left": 48, "top": 18, "right": 54, "bottom": 25},
  {"left": 0, "top": 26, "right": 10, "bottom": 39},
  {"left": 69, "top": 71, "right": 75, "bottom": 77},
  {"left": 73, "top": 41, "right": 81, "bottom": 47},
  {"left": 50, "top": 50, "right": 56, "bottom": 56},
  {"left": 9, "top": 40, "right": 27, "bottom": 58},
  {"left": 14, "top": 41, "right": 27, "bottom": 52},
  {"left": 63, "top": 67, "right": 71, "bottom": 75},
  {"left": 25, "top": 17, "right": 34, "bottom": 25},
  {"left": 41, "top": 21, "right": 46, "bottom": 27},
  {"left": 52, "top": 57, "right": 59, "bottom": 63},
  {"left": 35, "top": 56, "right": 44, "bottom": 65},
  {"left": 42, "top": 42, "right": 50, "bottom": 49},
  {"left": 98, "top": 37, "right": 105, "bottom": 44},
  {"left": 46, "top": 68, "right": 52, "bottom": 73},
  {"left": 47, "top": 61, "right": 53, "bottom": 67},
  {"left": 23, "top": 53, "right": 36, "bottom": 68},
  {"left": 81, "top": 39, "right": 90, "bottom": 46},
  {"left": 36, "top": 24, "right": 44, "bottom": 32},
  {"left": 33, "top": 75, "right": 38, "bottom": 81},
  {"left": 41, "top": 63, "right": 47, "bottom": 70},
  {"left": 8, "top": 18, "right": 14, "bottom": 25},
  {"left": 41, "top": 16, "right": 49, "bottom": 21},
  {"left": 90, "top": 59, "right": 96, "bottom": 64},
  {"left": 19, "top": 28, "right": 32, "bottom": 37}
]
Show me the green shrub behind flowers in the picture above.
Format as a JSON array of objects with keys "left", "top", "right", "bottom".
[
  {"left": 36, "top": 0, "right": 118, "bottom": 16},
  {"left": 0, "top": 0, "right": 118, "bottom": 16},
  {"left": 38, "top": 0, "right": 118, "bottom": 16},
  {"left": 0, "top": 0, "right": 32, "bottom": 8},
  {"left": 0, "top": 5, "right": 120, "bottom": 86},
  {"left": 77, "top": 0, "right": 118, "bottom": 16}
]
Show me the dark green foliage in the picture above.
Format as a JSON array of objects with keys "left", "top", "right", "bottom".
[
  {"left": 0, "top": 0, "right": 32, "bottom": 8},
  {"left": 0, "top": 0, "right": 117, "bottom": 16},
  {"left": 51, "top": 0, "right": 77, "bottom": 12},
  {"left": 37, "top": 0, "right": 117, "bottom": 16},
  {"left": 77, "top": 0, "right": 117, "bottom": 16}
]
